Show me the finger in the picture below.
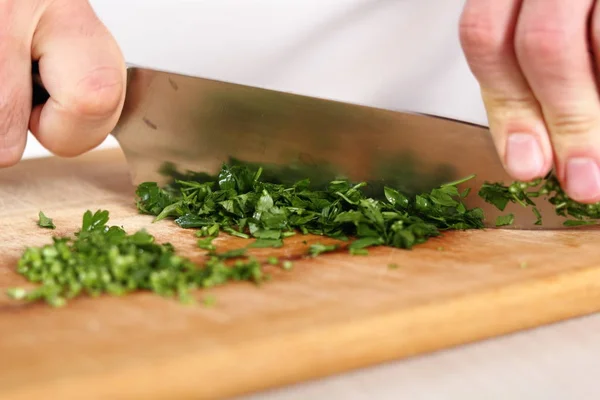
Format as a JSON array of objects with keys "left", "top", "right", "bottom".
[
  {"left": 0, "top": 4, "right": 34, "bottom": 166},
  {"left": 30, "top": 0, "right": 126, "bottom": 157},
  {"left": 515, "top": 0, "right": 600, "bottom": 203},
  {"left": 459, "top": 0, "right": 553, "bottom": 182}
]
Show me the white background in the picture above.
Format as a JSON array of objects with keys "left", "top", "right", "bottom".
[{"left": 22, "top": 0, "right": 487, "bottom": 159}]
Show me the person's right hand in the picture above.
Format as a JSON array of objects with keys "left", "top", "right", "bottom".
[
  {"left": 1, "top": 0, "right": 126, "bottom": 167},
  {"left": 459, "top": 0, "right": 600, "bottom": 204}
]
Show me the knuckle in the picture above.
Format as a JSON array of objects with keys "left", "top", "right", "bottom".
[
  {"left": 459, "top": 15, "right": 506, "bottom": 59},
  {"left": 549, "top": 113, "right": 600, "bottom": 137},
  {"left": 68, "top": 66, "right": 124, "bottom": 118},
  {"left": 459, "top": 13, "right": 512, "bottom": 75},
  {"left": 516, "top": 25, "right": 571, "bottom": 64},
  {"left": 482, "top": 90, "right": 540, "bottom": 118},
  {"left": 483, "top": 91, "right": 538, "bottom": 110}
]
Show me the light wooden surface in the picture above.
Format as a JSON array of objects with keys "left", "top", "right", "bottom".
[{"left": 2, "top": 148, "right": 600, "bottom": 400}]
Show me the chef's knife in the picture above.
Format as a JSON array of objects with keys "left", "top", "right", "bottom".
[{"left": 33, "top": 65, "right": 569, "bottom": 229}]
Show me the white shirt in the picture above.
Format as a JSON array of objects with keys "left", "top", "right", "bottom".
[{"left": 23, "top": 0, "right": 488, "bottom": 159}]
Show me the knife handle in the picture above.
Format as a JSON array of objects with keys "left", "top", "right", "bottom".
[{"left": 31, "top": 61, "right": 50, "bottom": 107}]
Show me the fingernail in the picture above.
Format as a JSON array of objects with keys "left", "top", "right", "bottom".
[
  {"left": 565, "top": 157, "right": 600, "bottom": 202},
  {"left": 505, "top": 133, "right": 545, "bottom": 180}
]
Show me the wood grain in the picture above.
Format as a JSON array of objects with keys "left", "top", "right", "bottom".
[{"left": 1, "top": 149, "right": 600, "bottom": 400}]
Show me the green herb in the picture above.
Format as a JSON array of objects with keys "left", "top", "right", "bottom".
[
  {"left": 563, "top": 219, "right": 596, "bottom": 227},
  {"left": 532, "top": 207, "right": 542, "bottom": 225},
  {"left": 388, "top": 263, "right": 399, "bottom": 269},
  {"left": 135, "top": 163, "right": 486, "bottom": 253},
  {"left": 6, "top": 287, "right": 26, "bottom": 300},
  {"left": 37, "top": 211, "right": 55, "bottom": 229},
  {"left": 197, "top": 236, "right": 216, "bottom": 250},
  {"left": 309, "top": 243, "right": 339, "bottom": 257},
  {"left": 223, "top": 227, "right": 250, "bottom": 239},
  {"left": 267, "top": 256, "right": 279, "bottom": 265},
  {"left": 348, "top": 237, "right": 383, "bottom": 250},
  {"left": 8, "top": 210, "right": 265, "bottom": 307},
  {"left": 349, "top": 248, "right": 369, "bottom": 256},
  {"left": 495, "top": 213, "right": 515, "bottom": 227},
  {"left": 441, "top": 174, "right": 477, "bottom": 188},
  {"left": 213, "top": 248, "right": 247, "bottom": 259},
  {"left": 196, "top": 223, "right": 220, "bottom": 237},
  {"left": 479, "top": 174, "right": 600, "bottom": 226},
  {"left": 282, "top": 260, "right": 293, "bottom": 270},
  {"left": 249, "top": 238, "right": 284, "bottom": 248}
]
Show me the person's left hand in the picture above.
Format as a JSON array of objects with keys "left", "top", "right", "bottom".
[{"left": 459, "top": 0, "right": 600, "bottom": 203}]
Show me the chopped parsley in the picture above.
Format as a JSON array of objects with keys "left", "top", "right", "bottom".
[
  {"left": 135, "top": 162, "right": 486, "bottom": 252},
  {"left": 37, "top": 211, "right": 55, "bottom": 229},
  {"left": 309, "top": 243, "right": 339, "bottom": 257},
  {"left": 495, "top": 213, "right": 515, "bottom": 227},
  {"left": 349, "top": 248, "right": 369, "bottom": 256},
  {"left": 8, "top": 210, "right": 265, "bottom": 307},
  {"left": 12, "top": 162, "right": 600, "bottom": 308},
  {"left": 479, "top": 173, "right": 600, "bottom": 226}
]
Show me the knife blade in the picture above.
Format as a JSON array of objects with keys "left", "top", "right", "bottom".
[{"left": 34, "top": 65, "right": 569, "bottom": 229}]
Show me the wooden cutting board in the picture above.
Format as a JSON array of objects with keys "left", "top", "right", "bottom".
[{"left": 2, "top": 148, "right": 600, "bottom": 400}]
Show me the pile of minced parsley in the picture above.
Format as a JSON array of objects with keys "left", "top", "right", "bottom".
[{"left": 7, "top": 163, "right": 600, "bottom": 307}]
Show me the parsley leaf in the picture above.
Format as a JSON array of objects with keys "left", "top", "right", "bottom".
[
  {"left": 348, "top": 237, "right": 383, "bottom": 250},
  {"left": 197, "top": 236, "right": 217, "bottom": 250},
  {"left": 37, "top": 211, "right": 56, "bottom": 229},
  {"left": 349, "top": 248, "right": 369, "bottom": 256},
  {"left": 309, "top": 243, "right": 339, "bottom": 256},
  {"left": 495, "top": 214, "right": 515, "bottom": 227},
  {"left": 249, "top": 238, "right": 284, "bottom": 248}
]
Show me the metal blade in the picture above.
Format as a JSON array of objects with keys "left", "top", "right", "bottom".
[{"left": 111, "top": 67, "right": 569, "bottom": 230}]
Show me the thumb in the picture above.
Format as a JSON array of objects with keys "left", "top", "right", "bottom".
[{"left": 30, "top": 0, "right": 126, "bottom": 157}]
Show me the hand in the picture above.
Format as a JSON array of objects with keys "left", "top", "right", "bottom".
[
  {"left": 459, "top": 0, "right": 600, "bottom": 203},
  {"left": 0, "top": 0, "right": 126, "bottom": 166}
]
